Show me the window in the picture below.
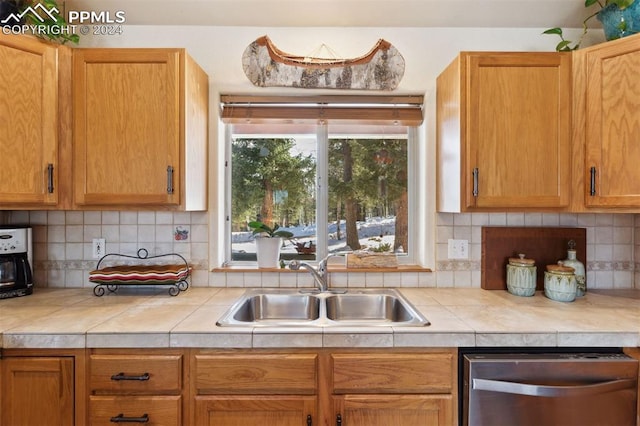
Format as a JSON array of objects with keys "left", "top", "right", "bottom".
[{"left": 219, "top": 96, "right": 428, "bottom": 267}]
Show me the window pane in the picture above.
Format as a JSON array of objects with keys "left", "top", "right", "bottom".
[
  {"left": 231, "top": 127, "right": 317, "bottom": 261},
  {"left": 327, "top": 125, "right": 409, "bottom": 255}
]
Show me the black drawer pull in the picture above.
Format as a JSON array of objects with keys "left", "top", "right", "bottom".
[
  {"left": 589, "top": 166, "right": 597, "bottom": 196},
  {"left": 167, "top": 165, "right": 174, "bottom": 194},
  {"left": 110, "top": 372, "right": 150, "bottom": 381},
  {"left": 472, "top": 167, "right": 479, "bottom": 197},
  {"left": 307, "top": 414, "right": 312, "bottom": 426},
  {"left": 110, "top": 413, "right": 149, "bottom": 423},
  {"left": 47, "top": 163, "right": 54, "bottom": 193},
  {"left": 336, "top": 414, "right": 342, "bottom": 426}
]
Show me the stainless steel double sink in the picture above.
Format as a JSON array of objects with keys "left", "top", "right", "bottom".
[{"left": 216, "top": 288, "right": 430, "bottom": 327}]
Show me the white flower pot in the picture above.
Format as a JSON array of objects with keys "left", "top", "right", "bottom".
[{"left": 255, "top": 237, "right": 282, "bottom": 268}]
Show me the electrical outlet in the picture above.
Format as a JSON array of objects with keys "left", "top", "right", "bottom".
[
  {"left": 447, "top": 239, "right": 469, "bottom": 259},
  {"left": 92, "top": 238, "right": 106, "bottom": 259}
]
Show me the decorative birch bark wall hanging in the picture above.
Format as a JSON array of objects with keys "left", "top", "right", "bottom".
[{"left": 242, "top": 35, "right": 405, "bottom": 90}]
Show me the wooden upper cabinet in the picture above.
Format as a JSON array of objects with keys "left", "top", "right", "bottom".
[
  {"left": 73, "top": 48, "right": 208, "bottom": 210},
  {"left": 576, "top": 34, "right": 640, "bottom": 208},
  {"left": 0, "top": 34, "right": 71, "bottom": 208},
  {"left": 437, "top": 52, "right": 572, "bottom": 212}
]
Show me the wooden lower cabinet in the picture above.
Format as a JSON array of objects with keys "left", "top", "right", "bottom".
[
  {"left": 330, "top": 351, "right": 456, "bottom": 426},
  {"left": 192, "top": 351, "right": 318, "bottom": 426},
  {"left": 334, "top": 395, "right": 453, "bottom": 426},
  {"left": 86, "top": 349, "right": 186, "bottom": 426},
  {"left": 0, "top": 347, "right": 458, "bottom": 426},
  {"left": 194, "top": 396, "right": 317, "bottom": 426},
  {"left": 0, "top": 349, "right": 84, "bottom": 426},
  {"left": 191, "top": 349, "right": 456, "bottom": 426}
]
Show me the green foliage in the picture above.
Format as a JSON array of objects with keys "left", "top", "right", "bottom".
[
  {"left": 231, "top": 138, "right": 315, "bottom": 231},
  {"left": 247, "top": 221, "right": 294, "bottom": 239},
  {"left": 367, "top": 237, "right": 392, "bottom": 252},
  {"left": 543, "top": 0, "right": 636, "bottom": 51},
  {"left": 22, "top": 0, "right": 80, "bottom": 44},
  {"left": 328, "top": 138, "right": 407, "bottom": 218}
]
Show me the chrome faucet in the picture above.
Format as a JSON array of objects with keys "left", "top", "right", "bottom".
[{"left": 289, "top": 253, "right": 347, "bottom": 292}]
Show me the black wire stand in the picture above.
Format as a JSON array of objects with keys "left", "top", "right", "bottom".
[{"left": 90, "top": 248, "right": 190, "bottom": 297}]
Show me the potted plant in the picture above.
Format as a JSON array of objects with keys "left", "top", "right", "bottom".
[
  {"left": 248, "top": 221, "right": 293, "bottom": 268},
  {"left": 544, "top": 0, "right": 640, "bottom": 51}
]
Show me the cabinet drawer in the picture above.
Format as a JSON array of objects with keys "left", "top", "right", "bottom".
[
  {"left": 90, "top": 354, "right": 182, "bottom": 393},
  {"left": 89, "top": 395, "right": 181, "bottom": 426},
  {"left": 195, "top": 354, "right": 317, "bottom": 394},
  {"left": 332, "top": 353, "right": 454, "bottom": 394}
]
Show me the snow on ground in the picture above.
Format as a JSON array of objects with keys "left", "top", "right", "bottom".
[{"left": 232, "top": 216, "right": 397, "bottom": 254}]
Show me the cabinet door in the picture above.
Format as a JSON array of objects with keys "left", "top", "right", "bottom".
[
  {"left": 583, "top": 36, "right": 640, "bottom": 207},
  {"left": 465, "top": 53, "right": 571, "bottom": 209},
  {"left": 73, "top": 48, "right": 181, "bottom": 207},
  {"left": 1, "top": 357, "right": 74, "bottom": 426},
  {"left": 194, "top": 396, "right": 317, "bottom": 426},
  {"left": 0, "top": 34, "right": 59, "bottom": 206},
  {"left": 334, "top": 394, "right": 452, "bottom": 426}
]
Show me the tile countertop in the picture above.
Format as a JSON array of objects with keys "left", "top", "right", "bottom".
[{"left": 0, "top": 287, "right": 639, "bottom": 350}]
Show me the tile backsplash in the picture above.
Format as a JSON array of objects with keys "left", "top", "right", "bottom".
[
  {"left": 7, "top": 211, "right": 640, "bottom": 290},
  {"left": 436, "top": 213, "right": 636, "bottom": 290}
]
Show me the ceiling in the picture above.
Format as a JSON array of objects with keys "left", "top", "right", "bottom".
[{"left": 64, "top": 0, "right": 594, "bottom": 29}]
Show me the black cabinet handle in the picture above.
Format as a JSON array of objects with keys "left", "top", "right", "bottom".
[
  {"left": 110, "top": 372, "right": 150, "bottom": 381},
  {"left": 336, "top": 414, "right": 342, "bottom": 426},
  {"left": 472, "top": 167, "right": 479, "bottom": 197},
  {"left": 307, "top": 414, "right": 312, "bottom": 426},
  {"left": 110, "top": 413, "right": 149, "bottom": 423},
  {"left": 47, "top": 163, "right": 54, "bottom": 193},
  {"left": 590, "top": 166, "right": 596, "bottom": 196},
  {"left": 167, "top": 165, "right": 174, "bottom": 194}
]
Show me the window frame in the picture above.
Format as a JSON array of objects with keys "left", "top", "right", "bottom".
[{"left": 222, "top": 122, "right": 420, "bottom": 266}]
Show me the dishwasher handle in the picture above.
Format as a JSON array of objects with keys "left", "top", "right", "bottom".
[{"left": 473, "top": 377, "right": 636, "bottom": 398}]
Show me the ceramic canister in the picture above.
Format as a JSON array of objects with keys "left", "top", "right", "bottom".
[
  {"left": 544, "top": 263, "right": 577, "bottom": 302},
  {"left": 506, "top": 254, "right": 536, "bottom": 297},
  {"left": 561, "top": 240, "right": 586, "bottom": 297}
]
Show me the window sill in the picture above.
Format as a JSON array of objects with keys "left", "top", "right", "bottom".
[{"left": 211, "top": 265, "right": 432, "bottom": 273}]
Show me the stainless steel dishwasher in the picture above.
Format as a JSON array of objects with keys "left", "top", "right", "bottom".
[{"left": 462, "top": 351, "right": 638, "bottom": 426}]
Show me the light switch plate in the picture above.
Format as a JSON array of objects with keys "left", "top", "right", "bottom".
[{"left": 448, "top": 239, "right": 469, "bottom": 259}]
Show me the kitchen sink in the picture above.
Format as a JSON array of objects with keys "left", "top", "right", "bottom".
[
  {"left": 325, "top": 292, "right": 420, "bottom": 324},
  {"left": 216, "top": 288, "right": 429, "bottom": 327},
  {"left": 216, "top": 291, "right": 321, "bottom": 326}
]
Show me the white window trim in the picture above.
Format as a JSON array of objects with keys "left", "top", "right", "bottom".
[{"left": 215, "top": 121, "right": 433, "bottom": 269}]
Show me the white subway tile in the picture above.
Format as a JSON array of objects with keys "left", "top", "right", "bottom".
[
  {"left": 101, "top": 211, "right": 120, "bottom": 225},
  {"left": 47, "top": 211, "right": 65, "bottom": 225}
]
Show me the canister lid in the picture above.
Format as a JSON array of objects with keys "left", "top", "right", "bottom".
[
  {"left": 546, "top": 263, "right": 575, "bottom": 274},
  {"left": 509, "top": 253, "right": 535, "bottom": 266}
]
